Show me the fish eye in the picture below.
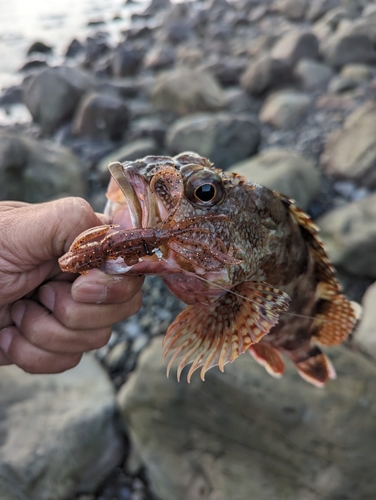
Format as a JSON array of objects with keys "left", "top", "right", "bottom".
[{"left": 184, "top": 170, "right": 224, "bottom": 207}]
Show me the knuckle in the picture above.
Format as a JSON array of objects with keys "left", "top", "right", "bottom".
[{"left": 87, "top": 328, "right": 112, "bottom": 350}]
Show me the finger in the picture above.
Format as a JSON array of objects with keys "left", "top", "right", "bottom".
[
  {"left": 0, "top": 344, "right": 12, "bottom": 365},
  {"left": 0, "top": 326, "right": 82, "bottom": 374},
  {"left": 11, "top": 300, "right": 113, "bottom": 354},
  {"left": 39, "top": 281, "right": 143, "bottom": 330},
  {"left": 72, "top": 269, "right": 144, "bottom": 304}
]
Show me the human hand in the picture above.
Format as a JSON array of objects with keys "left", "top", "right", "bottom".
[{"left": 0, "top": 198, "right": 143, "bottom": 373}]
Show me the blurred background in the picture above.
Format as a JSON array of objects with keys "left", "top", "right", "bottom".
[{"left": 1, "top": 0, "right": 376, "bottom": 499}]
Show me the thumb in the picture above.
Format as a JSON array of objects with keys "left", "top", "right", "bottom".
[{"left": 1, "top": 198, "right": 102, "bottom": 268}]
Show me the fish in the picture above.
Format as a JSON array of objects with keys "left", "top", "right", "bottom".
[{"left": 59, "top": 152, "right": 361, "bottom": 387}]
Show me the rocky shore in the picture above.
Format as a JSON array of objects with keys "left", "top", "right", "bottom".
[{"left": 1, "top": 0, "right": 376, "bottom": 499}]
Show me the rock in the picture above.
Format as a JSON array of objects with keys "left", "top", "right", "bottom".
[
  {"left": 143, "top": 0, "right": 171, "bottom": 15},
  {"left": 19, "top": 57, "right": 48, "bottom": 73},
  {"left": 151, "top": 68, "right": 226, "bottom": 115},
  {"left": 118, "top": 337, "right": 376, "bottom": 500},
  {"left": 97, "top": 138, "right": 158, "bottom": 183},
  {"left": 111, "top": 44, "right": 144, "bottom": 77},
  {"left": 144, "top": 44, "right": 175, "bottom": 71},
  {"left": 322, "top": 32, "right": 376, "bottom": 68},
  {"left": 317, "top": 193, "right": 376, "bottom": 277},
  {"left": 276, "top": 0, "right": 308, "bottom": 20},
  {"left": 345, "top": 18, "right": 376, "bottom": 45},
  {"left": 0, "top": 354, "right": 123, "bottom": 500},
  {"left": 166, "top": 112, "right": 261, "bottom": 170},
  {"left": 306, "top": 0, "right": 342, "bottom": 22},
  {"left": 340, "top": 63, "right": 373, "bottom": 81},
  {"left": 271, "top": 30, "right": 320, "bottom": 66},
  {"left": 27, "top": 41, "right": 53, "bottom": 55},
  {"left": 65, "top": 38, "right": 84, "bottom": 58},
  {"left": 229, "top": 148, "right": 321, "bottom": 210},
  {"left": 0, "top": 132, "right": 86, "bottom": 202},
  {"left": 321, "top": 101, "right": 376, "bottom": 187},
  {"left": 22, "top": 66, "right": 92, "bottom": 135},
  {"left": 327, "top": 75, "right": 359, "bottom": 93},
  {"left": 259, "top": 89, "right": 311, "bottom": 128},
  {"left": 71, "top": 92, "right": 130, "bottom": 141},
  {"left": 294, "top": 58, "right": 334, "bottom": 90},
  {"left": 240, "top": 54, "right": 294, "bottom": 95},
  {"left": 0, "top": 85, "right": 23, "bottom": 106},
  {"left": 355, "top": 282, "right": 376, "bottom": 359},
  {"left": 223, "top": 87, "right": 261, "bottom": 115}
]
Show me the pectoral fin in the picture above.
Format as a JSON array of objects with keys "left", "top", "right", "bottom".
[{"left": 162, "top": 281, "right": 290, "bottom": 382}]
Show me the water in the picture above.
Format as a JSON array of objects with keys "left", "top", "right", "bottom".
[{"left": 0, "top": 0, "right": 146, "bottom": 88}]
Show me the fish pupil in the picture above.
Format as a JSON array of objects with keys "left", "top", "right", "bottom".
[{"left": 195, "top": 184, "right": 215, "bottom": 202}]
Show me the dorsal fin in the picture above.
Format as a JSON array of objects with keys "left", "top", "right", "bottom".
[{"left": 275, "top": 191, "right": 361, "bottom": 346}]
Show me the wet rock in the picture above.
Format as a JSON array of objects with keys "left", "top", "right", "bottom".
[
  {"left": 322, "top": 32, "right": 376, "bottom": 68},
  {"left": 65, "top": 38, "right": 84, "bottom": 58},
  {"left": 0, "top": 132, "right": 86, "bottom": 202},
  {"left": 83, "top": 35, "right": 111, "bottom": 67},
  {"left": 355, "top": 281, "right": 376, "bottom": 359},
  {"left": 321, "top": 101, "right": 376, "bottom": 187},
  {"left": 143, "top": 0, "right": 171, "bottom": 16},
  {"left": 118, "top": 337, "right": 376, "bottom": 500},
  {"left": 166, "top": 112, "right": 261, "bottom": 170},
  {"left": 0, "top": 85, "right": 23, "bottom": 106},
  {"left": 271, "top": 30, "right": 320, "bottom": 66},
  {"left": 229, "top": 148, "right": 321, "bottom": 210},
  {"left": 19, "top": 57, "right": 48, "bottom": 73},
  {"left": 151, "top": 68, "right": 225, "bottom": 115},
  {"left": 22, "top": 66, "right": 92, "bottom": 135},
  {"left": 240, "top": 54, "right": 294, "bottom": 95},
  {"left": 317, "top": 193, "right": 376, "bottom": 278},
  {"left": 276, "top": 0, "right": 308, "bottom": 20},
  {"left": 27, "top": 41, "right": 53, "bottom": 55},
  {"left": 111, "top": 44, "right": 144, "bottom": 77},
  {"left": 71, "top": 92, "right": 130, "bottom": 141},
  {"left": 0, "top": 354, "right": 123, "bottom": 500},
  {"left": 97, "top": 138, "right": 158, "bottom": 183},
  {"left": 294, "top": 58, "right": 333, "bottom": 90},
  {"left": 260, "top": 89, "right": 311, "bottom": 128}
]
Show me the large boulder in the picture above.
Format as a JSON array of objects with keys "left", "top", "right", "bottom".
[
  {"left": 229, "top": 149, "right": 321, "bottom": 210},
  {"left": 321, "top": 101, "right": 376, "bottom": 187},
  {"left": 22, "top": 66, "right": 92, "bottom": 135},
  {"left": 150, "top": 68, "right": 226, "bottom": 115},
  {"left": 118, "top": 337, "right": 376, "bottom": 500},
  {"left": 317, "top": 193, "right": 376, "bottom": 278},
  {"left": 0, "top": 133, "right": 86, "bottom": 202},
  {"left": 166, "top": 112, "right": 261, "bottom": 170},
  {"left": 0, "top": 354, "right": 123, "bottom": 500},
  {"left": 240, "top": 54, "right": 294, "bottom": 96}
]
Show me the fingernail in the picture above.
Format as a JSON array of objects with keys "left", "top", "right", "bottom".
[
  {"left": 72, "top": 282, "right": 107, "bottom": 304},
  {"left": 12, "top": 301, "right": 26, "bottom": 327},
  {"left": 0, "top": 329, "right": 13, "bottom": 354},
  {"left": 39, "top": 285, "right": 56, "bottom": 312}
]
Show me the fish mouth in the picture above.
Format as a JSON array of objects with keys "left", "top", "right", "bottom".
[{"left": 107, "top": 161, "right": 172, "bottom": 230}]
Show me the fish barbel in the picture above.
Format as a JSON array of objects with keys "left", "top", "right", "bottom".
[{"left": 59, "top": 152, "right": 361, "bottom": 387}]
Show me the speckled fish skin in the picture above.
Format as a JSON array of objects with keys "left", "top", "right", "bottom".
[{"left": 62, "top": 152, "right": 361, "bottom": 386}]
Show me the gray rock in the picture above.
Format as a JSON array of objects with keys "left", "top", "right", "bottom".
[
  {"left": 0, "top": 132, "right": 86, "bottom": 202},
  {"left": 111, "top": 44, "right": 144, "bottom": 77},
  {"left": 71, "top": 92, "right": 130, "bottom": 141},
  {"left": 345, "top": 18, "right": 376, "bottom": 45},
  {"left": 322, "top": 32, "right": 376, "bottom": 68},
  {"left": 317, "top": 193, "right": 376, "bottom": 277},
  {"left": 0, "top": 354, "right": 123, "bottom": 500},
  {"left": 144, "top": 44, "right": 175, "bottom": 71},
  {"left": 306, "top": 0, "right": 341, "bottom": 22},
  {"left": 327, "top": 75, "right": 359, "bottom": 93},
  {"left": 23, "top": 66, "right": 92, "bottom": 135},
  {"left": 271, "top": 30, "right": 320, "bottom": 66},
  {"left": 321, "top": 101, "right": 376, "bottom": 187},
  {"left": 118, "top": 337, "right": 376, "bottom": 500},
  {"left": 259, "top": 89, "right": 312, "bottom": 128},
  {"left": 276, "top": 0, "right": 308, "bottom": 20},
  {"left": 151, "top": 68, "right": 226, "bottom": 115},
  {"left": 355, "top": 281, "right": 376, "bottom": 359},
  {"left": 97, "top": 138, "right": 158, "bottom": 183},
  {"left": 240, "top": 54, "right": 294, "bottom": 95},
  {"left": 223, "top": 87, "right": 261, "bottom": 115},
  {"left": 229, "top": 148, "right": 321, "bottom": 210},
  {"left": 166, "top": 112, "right": 261, "bottom": 170},
  {"left": 294, "top": 58, "right": 334, "bottom": 90},
  {"left": 340, "top": 63, "right": 373, "bottom": 81}
]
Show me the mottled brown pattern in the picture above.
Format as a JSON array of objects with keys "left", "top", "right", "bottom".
[{"left": 59, "top": 152, "right": 361, "bottom": 386}]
